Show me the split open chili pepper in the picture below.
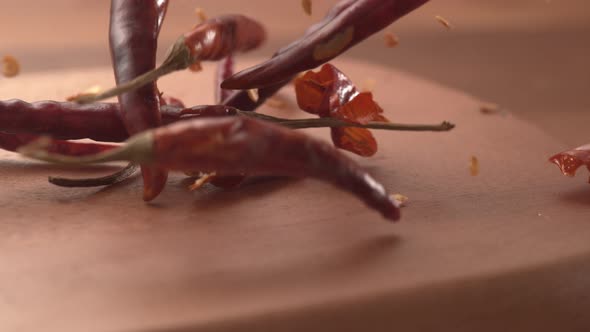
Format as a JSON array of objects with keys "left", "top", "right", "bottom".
[
  {"left": 19, "top": 117, "right": 401, "bottom": 221},
  {"left": 295, "top": 63, "right": 389, "bottom": 157},
  {"left": 110, "top": 0, "right": 169, "bottom": 201},
  {"left": 221, "top": 0, "right": 430, "bottom": 89}
]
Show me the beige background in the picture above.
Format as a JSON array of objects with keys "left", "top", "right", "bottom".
[{"left": 2, "top": 0, "right": 589, "bottom": 145}]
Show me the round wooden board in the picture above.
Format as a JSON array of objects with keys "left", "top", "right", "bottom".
[{"left": 1, "top": 59, "right": 589, "bottom": 332}]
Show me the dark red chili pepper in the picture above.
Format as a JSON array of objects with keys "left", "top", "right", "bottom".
[
  {"left": 74, "top": 14, "right": 266, "bottom": 104},
  {"left": 0, "top": 99, "right": 127, "bottom": 142},
  {"left": 0, "top": 132, "right": 116, "bottom": 155},
  {"left": 222, "top": 0, "right": 430, "bottom": 89},
  {"left": 110, "top": 0, "right": 169, "bottom": 201},
  {"left": 20, "top": 117, "right": 401, "bottom": 221}
]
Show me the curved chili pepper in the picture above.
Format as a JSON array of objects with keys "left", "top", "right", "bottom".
[
  {"left": 19, "top": 117, "right": 401, "bottom": 221},
  {"left": 221, "top": 0, "right": 430, "bottom": 89},
  {"left": 110, "top": 0, "right": 169, "bottom": 201}
]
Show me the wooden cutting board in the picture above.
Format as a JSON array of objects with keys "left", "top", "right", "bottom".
[{"left": 1, "top": 59, "right": 589, "bottom": 332}]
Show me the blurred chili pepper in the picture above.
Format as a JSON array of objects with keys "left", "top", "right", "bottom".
[
  {"left": 20, "top": 117, "right": 401, "bottom": 221},
  {"left": 0, "top": 132, "right": 116, "bottom": 155},
  {"left": 222, "top": 0, "right": 430, "bottom": 89},
  {"left": 110, "top": 0, "right": 169, "bottom": 201},
  {"left": 1, "top": 98, "right": 451, "bottom": 149}
]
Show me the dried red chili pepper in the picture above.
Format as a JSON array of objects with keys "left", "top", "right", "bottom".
[
  {"left": 110, "top": 0, "right": 169, "bottom": 201},
  {"left": 550, "top": 145, "right": 590, "bottom": 181},
  {"left": 0, "top": 98, "right": 452, "bottom": 148},
  {"left": 75, "top": 14, "right": 266, "bottom": 104},
  {"left": 222, "top": 0, "right": 430, "bottom": 89},
  {"left": 216, "top": 55, "right": 235, "bottom": 104},
  {"left": 295, "top": 63, "right": 389, "bottom": 156},
  {"left": 20, "top": 117, "right": 401, "bottom": 221},
  {"left": 0, "top": 132, "right": 115, "bottom": 155}
]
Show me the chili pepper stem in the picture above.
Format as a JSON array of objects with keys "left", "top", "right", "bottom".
[
  {"left": 18, "top": 133, "right": 155, "bottom": 165},
  {"left": 238, "top": 111, "right": 455, "bottom": 132},
  {"left": 74, "top": 37, "right": 195, "bottom": 104},
  {"left": 48, "top": 163, "right": 139, "bottom": 187}
]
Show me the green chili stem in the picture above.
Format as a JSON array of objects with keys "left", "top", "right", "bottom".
[{"left": 239, "top": 111, "right": 455, "bottom": 132}]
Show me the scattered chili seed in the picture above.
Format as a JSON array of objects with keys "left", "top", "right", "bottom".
[
  {"left": 66, "top": 85, "right": 103, "bottom": 102},
  {"left": 247, "top": 88, "right": 260, "bottom": 103},
  {"left": 384, "top": 32, "right": 399, "bottom": 48},
  {"left": 194, "top": 7, "right": 207, "bottom": 22},
  {"left": 301, "top": 0, "right": 312, "bottom": 16},
  {"left": 391, "top": 193, "right": 409, "bottom": 207},
  {"left": 435, "top": 15, "right": 452, "bottom": 30},
  {"left": 470, "top": 156, "right": 479, "bottom": 176},
  {"left": 189, "top": 172, "right": 217, "bottom": 191},
  {"left": 480, "top": 102, "right": 501, "bottom": 114},
  {"left": 2, "top": 55, "right": 20, "bottom": 78}
]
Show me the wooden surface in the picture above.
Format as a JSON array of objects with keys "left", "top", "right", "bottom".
[{"left": 1, "top": 59, "right": 590, "bottom": 331}]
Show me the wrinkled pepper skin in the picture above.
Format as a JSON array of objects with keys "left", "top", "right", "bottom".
[
  {"left": 222, "top": 0, "right": 430, "bottom": 89},
  {"left": 151, "top": 117, "right": 400, "bottom": 221},
  {"left": 110, "top": 0, "right": 169, "bottom": 201}
]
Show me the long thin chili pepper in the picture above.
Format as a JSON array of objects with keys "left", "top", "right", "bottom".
[
  {"left": 0, "top": 99, "right": 127, "bottom": 142},
  {"left": 110, "top": 0, "right": 169, "bottom": 201},
  {"left": 19, "top": 117, "right": 401, "bottom": 221},
  {"left": 221, "top": 0, "right": 430, "bottom": 89},
  {"left": 75, "top": 14, "right": 266, "bottom": 104},
  {"left": 0, "top": 133, "right": 116, "bottom": 155},
  {"left": 549, "top": 144, "right": 590, "bottom": 180},
  {"left": 0, "top": 99, "right": 453, "bottom": 147},
  {"left": 0, "top": 99, "right": 453, "bottom": 148},
  {"left": 216, "top": 55, "right": 235, "bottom": 104}
]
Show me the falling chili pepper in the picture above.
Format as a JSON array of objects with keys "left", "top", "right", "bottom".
[
  {"left": 75, "top": 14, "right": 266, "bottom": 104},
  {"left": 295, "top": 63, "right": 390, "bottom": 156},
  {"left": 109, "top": 0, "right": 169, "bottom": 201},
  {"left": 221, "top": 0, "right": 430, "bottom": 89},
  {"left": 19, "top": 117, "right": 401, "bottom": 221}
]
